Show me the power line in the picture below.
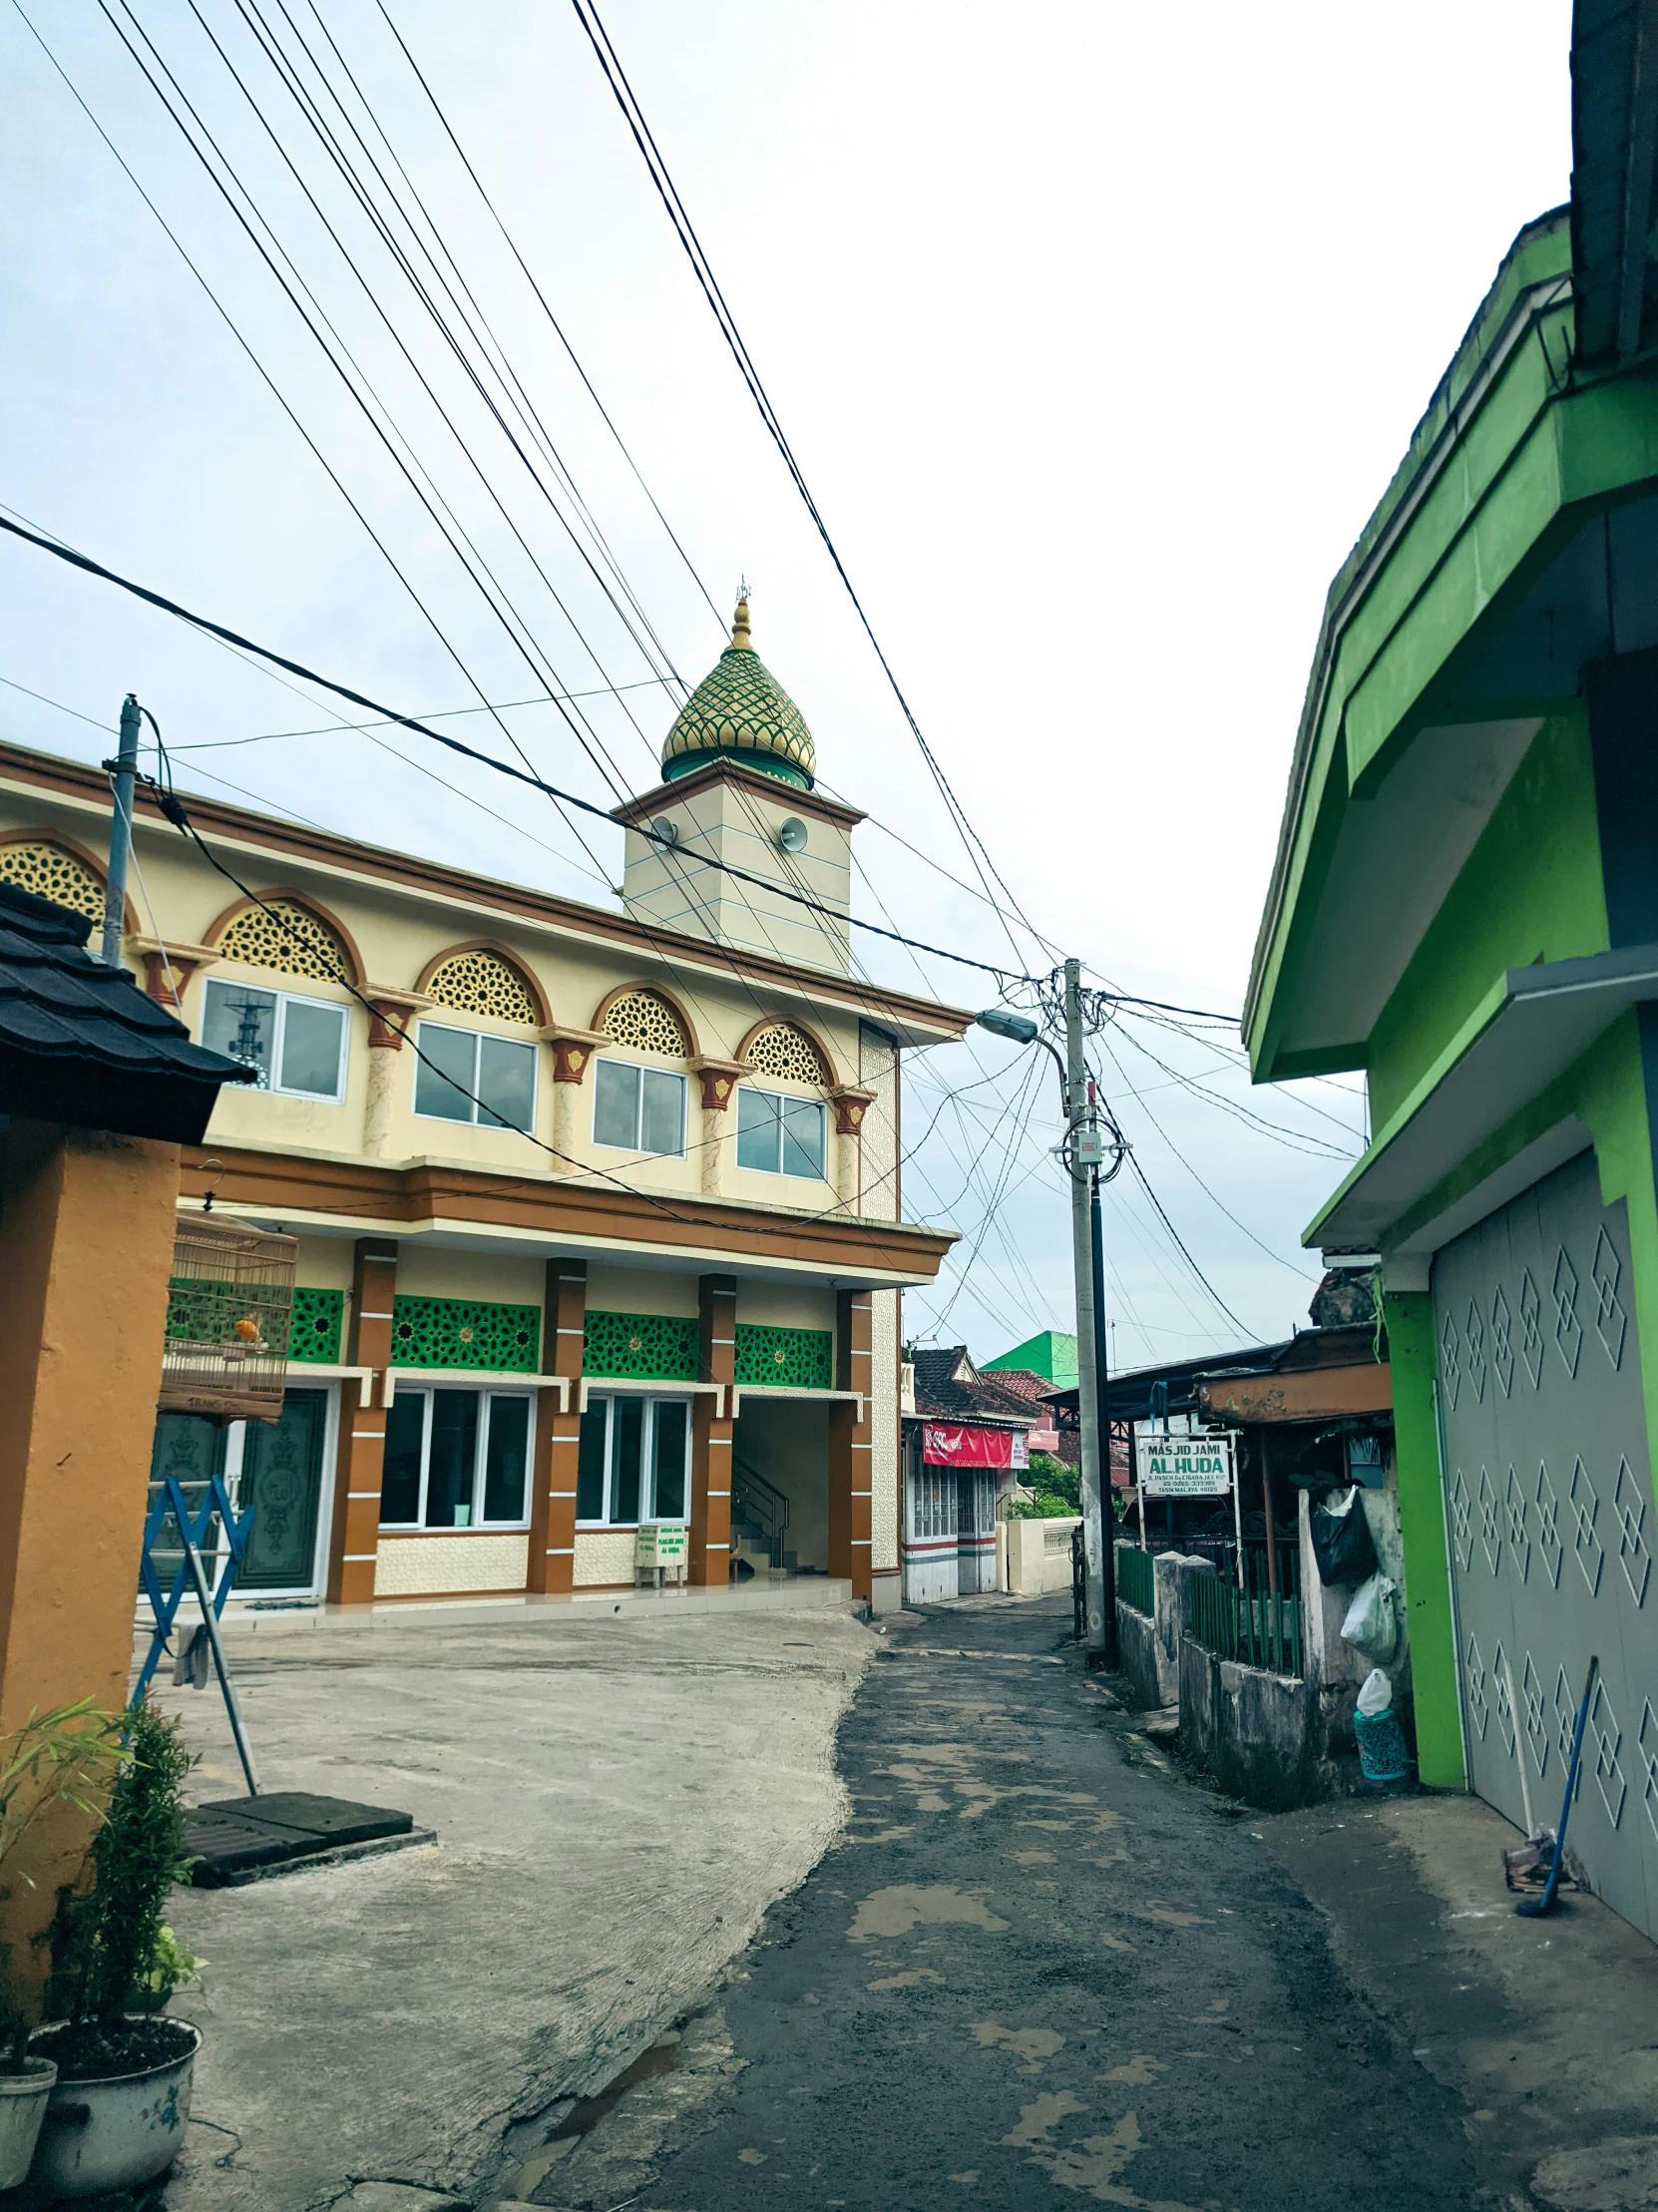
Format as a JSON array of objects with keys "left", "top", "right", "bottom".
[{"left": 0, "top": 509, "right": 1040, "bottom": 988}]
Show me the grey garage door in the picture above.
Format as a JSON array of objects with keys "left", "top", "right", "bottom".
[{"left": 1436, "top": 1147, "right": 1658, "bottom": 1940}]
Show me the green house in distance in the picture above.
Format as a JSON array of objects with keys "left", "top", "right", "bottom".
[
  {"left": 1247, "top": 10, "right": 1658, "bottom": 1943},
  {"left": 981, "top": 1330, "right": 1077, "bottom": 1389}
]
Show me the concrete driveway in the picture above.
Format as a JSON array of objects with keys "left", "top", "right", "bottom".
[{"left": 150, "top": 1600, "right": 874, "bottom": 2212}]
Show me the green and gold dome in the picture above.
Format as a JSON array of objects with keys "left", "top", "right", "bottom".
[{"left": 660, "top": 598, "right": 815, "bottom": 789}]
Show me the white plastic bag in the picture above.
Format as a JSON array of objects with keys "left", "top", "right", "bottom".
[
  {"left": 1357, "top": 1665, "right": 1392, "bottom": 1717},
  {"left": 1341, "top": 1571, "right": 1399, "bottom": 1663}
]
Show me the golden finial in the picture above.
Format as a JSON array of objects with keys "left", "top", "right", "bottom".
[{"left": 731, "top": 586, "right": 752, "bottom": 650}]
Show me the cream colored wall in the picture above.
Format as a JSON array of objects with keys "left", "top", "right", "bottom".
[
  {"left": 585, "top": 1263, "right": 698, "bottom": 1318},
  {"left": 395, "top": 1249, "right": 546, "bottom": 1305},
  {"left": 574, "top": 1530, "right": 636, "bottom": 1586},
  {"left": 859, "top": 1027, "right": 900, "bottom": 1223},
  {"left": 735, "top": 1282, "right": 835, "bottom": 1332},
  {"left": 292, "top": 1234, "right": 354, "bottom": 1291},
  {"left": 374, "top": 1534, "right": 529, "bottom": 1595}
]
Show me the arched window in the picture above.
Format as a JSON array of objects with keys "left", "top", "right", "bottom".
[
  {"left": 424, "top": 947, "right": 541, "bottom": 1026},
  {"left": 744, "top": 1022, "right": 829, "bottom": 1088},
  {"left": 601, "top": 989, "right": 687, "bottom": 1059},
  {"left": 0, "top": 837, "right": 105, "bottom": 922},
  {"left": 215, "top": 898, "right": 349, "bottom": 984}
]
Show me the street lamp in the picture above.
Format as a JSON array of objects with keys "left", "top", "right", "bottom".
[{"left": 974, "top": 990, "right": 1119, "bottom": 1666}]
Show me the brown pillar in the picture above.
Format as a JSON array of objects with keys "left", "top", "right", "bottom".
[
  {"left": 830, "top": 1289, "right": 874, "bottom": 1600},
  {"left": 326, "top": 1238, "right": 398, "bottom": 1604},
  {"left": 0, "top": 1122, "right": 182, "bottom": 1976},
  {"left": 528, "top": 1258, "right": 587, "bottom": 1594},
  {"left": 689, "top": 1274, "right": 736, "bottom": 1587}
]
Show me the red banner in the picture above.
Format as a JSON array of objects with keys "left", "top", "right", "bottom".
[{"left": 923, "top": 1423, "right": 1016, "bottom": 1469}]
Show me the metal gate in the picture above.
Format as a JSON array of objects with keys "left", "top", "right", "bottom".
[
  {"left": 957, "top": 1472, "right": 997, "bottom": 1595},
  {"left": 1436, "top": 1148, "right": 1658, "bottom": 1940}
]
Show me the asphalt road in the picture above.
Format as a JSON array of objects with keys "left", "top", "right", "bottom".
[{"left": 530, "top": 1593, "right": 1479, "bottom": 2211}]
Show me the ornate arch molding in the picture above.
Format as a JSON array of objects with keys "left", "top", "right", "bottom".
[
  {"left": 205, "top": 888, "right": 364, "bottom": 988},
  {"left": 592, "top": 981, "right": 700, "bottom": 1061},
  {"left": 416, "top": 939, "right": 549, "bottom": 1028},
  {"left": 0, "top": 827, "right": 136, "bottom": 935},
  {"left": 736, "top": 1015, "right": 839, "bottom": 1090}
]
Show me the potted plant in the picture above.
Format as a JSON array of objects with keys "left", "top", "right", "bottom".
[
  {"left": 0, "top": 1699, "right": 123, "bottom": 2188},
  {"left": 31, "top": 1702, "right": 204, "bottom": 2199}
]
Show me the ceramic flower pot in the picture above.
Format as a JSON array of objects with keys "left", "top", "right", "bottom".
[
  {"left": 29, "top": 2020, "right": 200, "bottom": 2198},
  {"left": 0, "top": 2057, "right": 58, "bottom": 2189}
]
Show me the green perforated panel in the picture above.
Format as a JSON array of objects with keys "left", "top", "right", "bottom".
[
  {"left": 734, "top": 1323, "right": 833, "bottom": 1390},
  {"left": 390, "top": 1295, "right": 540, "bottom": 1372},
  {"left": 583, "top": 1309, "right": 697, "bottom": 1381},
  {"left": 286, "top": 1287, "right": 344, "bottom": 1365}
]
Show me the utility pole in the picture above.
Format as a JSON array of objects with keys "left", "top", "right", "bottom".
[
  {"left": 102, "top": 692, "right": 142, "bottom": 969},
  {"left": 1064, "top": 958, "right": 1117, "bottom": 1666}
]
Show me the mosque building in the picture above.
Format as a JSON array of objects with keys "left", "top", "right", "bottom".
[{"left": 0, "top": 601, "right": 969, "bottom": 1612}]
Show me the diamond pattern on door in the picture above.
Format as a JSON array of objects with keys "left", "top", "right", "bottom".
[
  {"left": 1569, "top": 1458, "right": 1604, "bottom": 1596},
  {"left": 1449, "top": 1466, "right": 1474, "bottom": 1573},
  {"left": 1477, "top": 1467, "right": 1502, "bottom": 1573},
  {"left": 1535, "top": 1462, "right": 1563, "bottom": 1587},
  {"left": 1466, "top": 1299, "right": 1488, "bottom": 1402},
  {"left": 1613, "top": 1457, "right": 1652, "bottom": 1605},
  {"left": 1504, "top": 1467, "right": 1531, "bottom": 1580},
  {"left": 1521, "top": 1653, "right": 1549, "bottom": 1778},
  {"left": 1593, "top": 1226, "right": 1628, "bottom": 1370},
  {"left": 1589, "top": 1679, "right": 1628, "bottom": 1828},
  {"left": 1438, "top": 1154, "right": 1658, "bottom": 1944},
  {"left": 1552, "top": 1245, "right": 1583, "bottom": 1377},
  {"left": 1639, "top": 1703, "right": 1658, "bottom": 1846},
  {"left": 1519, "top": 1268, "right": 1544, "bottom": 1387},
  {"left": 1493, "top": 1643, "right": 1517, "bottom": 1758},
  {"left": 1465, "top": 1634, "right": 1489, "bottom": 1739},
  {"left": 1441, "top": 1309, "right": 1463, "bottom": 1410},
  {"left": 1491, "top": 1286, "right": 1515, "bottom": 1397}
]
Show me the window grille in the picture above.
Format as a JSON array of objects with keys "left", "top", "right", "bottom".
[
  {"left": 745, "top": 1022, "right": 828, "bottom": 1087},
  {"left": 582, "top": 1309, "right": 698, "bottom": 1381},
  {"left": 160, "top": 1212, "right": 298, "bottom": 1423},
  {"left": 0, "top": 838, "right": 105, "bottom": 921},
  {"left": 215, "top": 899, "right": 348, "bottom": 983},
  {"left": 287, "top": 1286, "right": 344, "bottom": 1364},
  {"left": 424, "top": 948, "right": 540, "bottom": 1026},
  {"left": 733, "top": 1323, "right": 832, "bottom": 1389},
  {"left": 601, "top": 990, "right": 687, "bottom": 1058},
  {"left": 390, "top": 1295, "right": 540, "bottom": 1372}
]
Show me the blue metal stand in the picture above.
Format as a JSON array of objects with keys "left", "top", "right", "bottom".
[{"left": 134, "top": 1473, "right": 261, "bottom": 1794}]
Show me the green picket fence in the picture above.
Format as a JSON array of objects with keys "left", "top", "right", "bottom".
[
  {"left": 1116, "top": 1545, "right": 1155, "bottom": 1617},
  {"left": 1187, "top": 1555, "right": 1302, "bottom": 1679}
]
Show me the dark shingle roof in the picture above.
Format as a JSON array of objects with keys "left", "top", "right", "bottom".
[
  {"left": 910, "top": 1346, "right": 1039, "bottom": 1428},
  {"left": 0, "top": 880, "right": 254, "bottom": 1142}
]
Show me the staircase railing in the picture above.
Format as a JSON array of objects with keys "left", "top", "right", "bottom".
[{"left": 731, "top": 1456, "right": 791, "bottom": 1568}]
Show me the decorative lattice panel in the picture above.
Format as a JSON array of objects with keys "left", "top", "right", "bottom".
[
  {"left": 287, "top": 1286, "right": 344, "bottom": 1364},
  {"left": 216, "top": 899, "right": 347, "bottom": 982},
  {"left": 166, "top": 1277, "right": 233, "bottom": 1344},
  {"left": 734, "top": 1322, "right": 833, "bottom": 1389},
  {"left": 425, "top": 948, "right": 540, "bottom": 1026},
  {"left": 745, "top": 1023, "right": 827, "bottom": 1087},
  {"left": 601, "top": 990, "right": 686, "bottom": 1058},
  {"left": 583, "top": 1309, "right": 697, "bottom": 1381},
  {"left": 0, "top": 838, "right": 105, "bottom": 920},
  {"left": 391, "top": 1295, "right": 540, "bottom": 1371}
]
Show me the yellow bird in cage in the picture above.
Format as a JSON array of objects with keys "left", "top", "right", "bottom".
[{"left": 233, "top": 1316, "right": 261, "bottom": 1342}]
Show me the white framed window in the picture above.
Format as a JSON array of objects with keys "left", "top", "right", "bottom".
[
  {"left": 736, "top": 1086, "right": 826, "bottom": 1178},
  {"left": 379, "top": 1388, "right": 533, "bottom": 1529},
  {"left": 592, "top": 1058, "right": 686, "bottom": 1156},
  {"left": 413, "top": 1020, "right": 537, "bottom": 1133},
  {"left": 201, "top": 978, "right": 348, "bottom": 1102},
  {"left": 576, "top": 1394, "right": 689, "bottom": 1526}
]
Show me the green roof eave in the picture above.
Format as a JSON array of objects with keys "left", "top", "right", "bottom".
[
  {"left": 1303, "top": 941, "right": 1658, "bottom": 1253},
  {"left": 1244, "top": 210, "right": 1577, "bottom": 1079}
]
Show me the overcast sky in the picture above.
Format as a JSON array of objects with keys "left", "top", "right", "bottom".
[{"left": 1, "top": 1, "right": 1573, "bottom": 1367}]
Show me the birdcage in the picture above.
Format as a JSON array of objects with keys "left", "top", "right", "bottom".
[{"left": 158, "top": 1211, "right": 298, "bottom": 1424}]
